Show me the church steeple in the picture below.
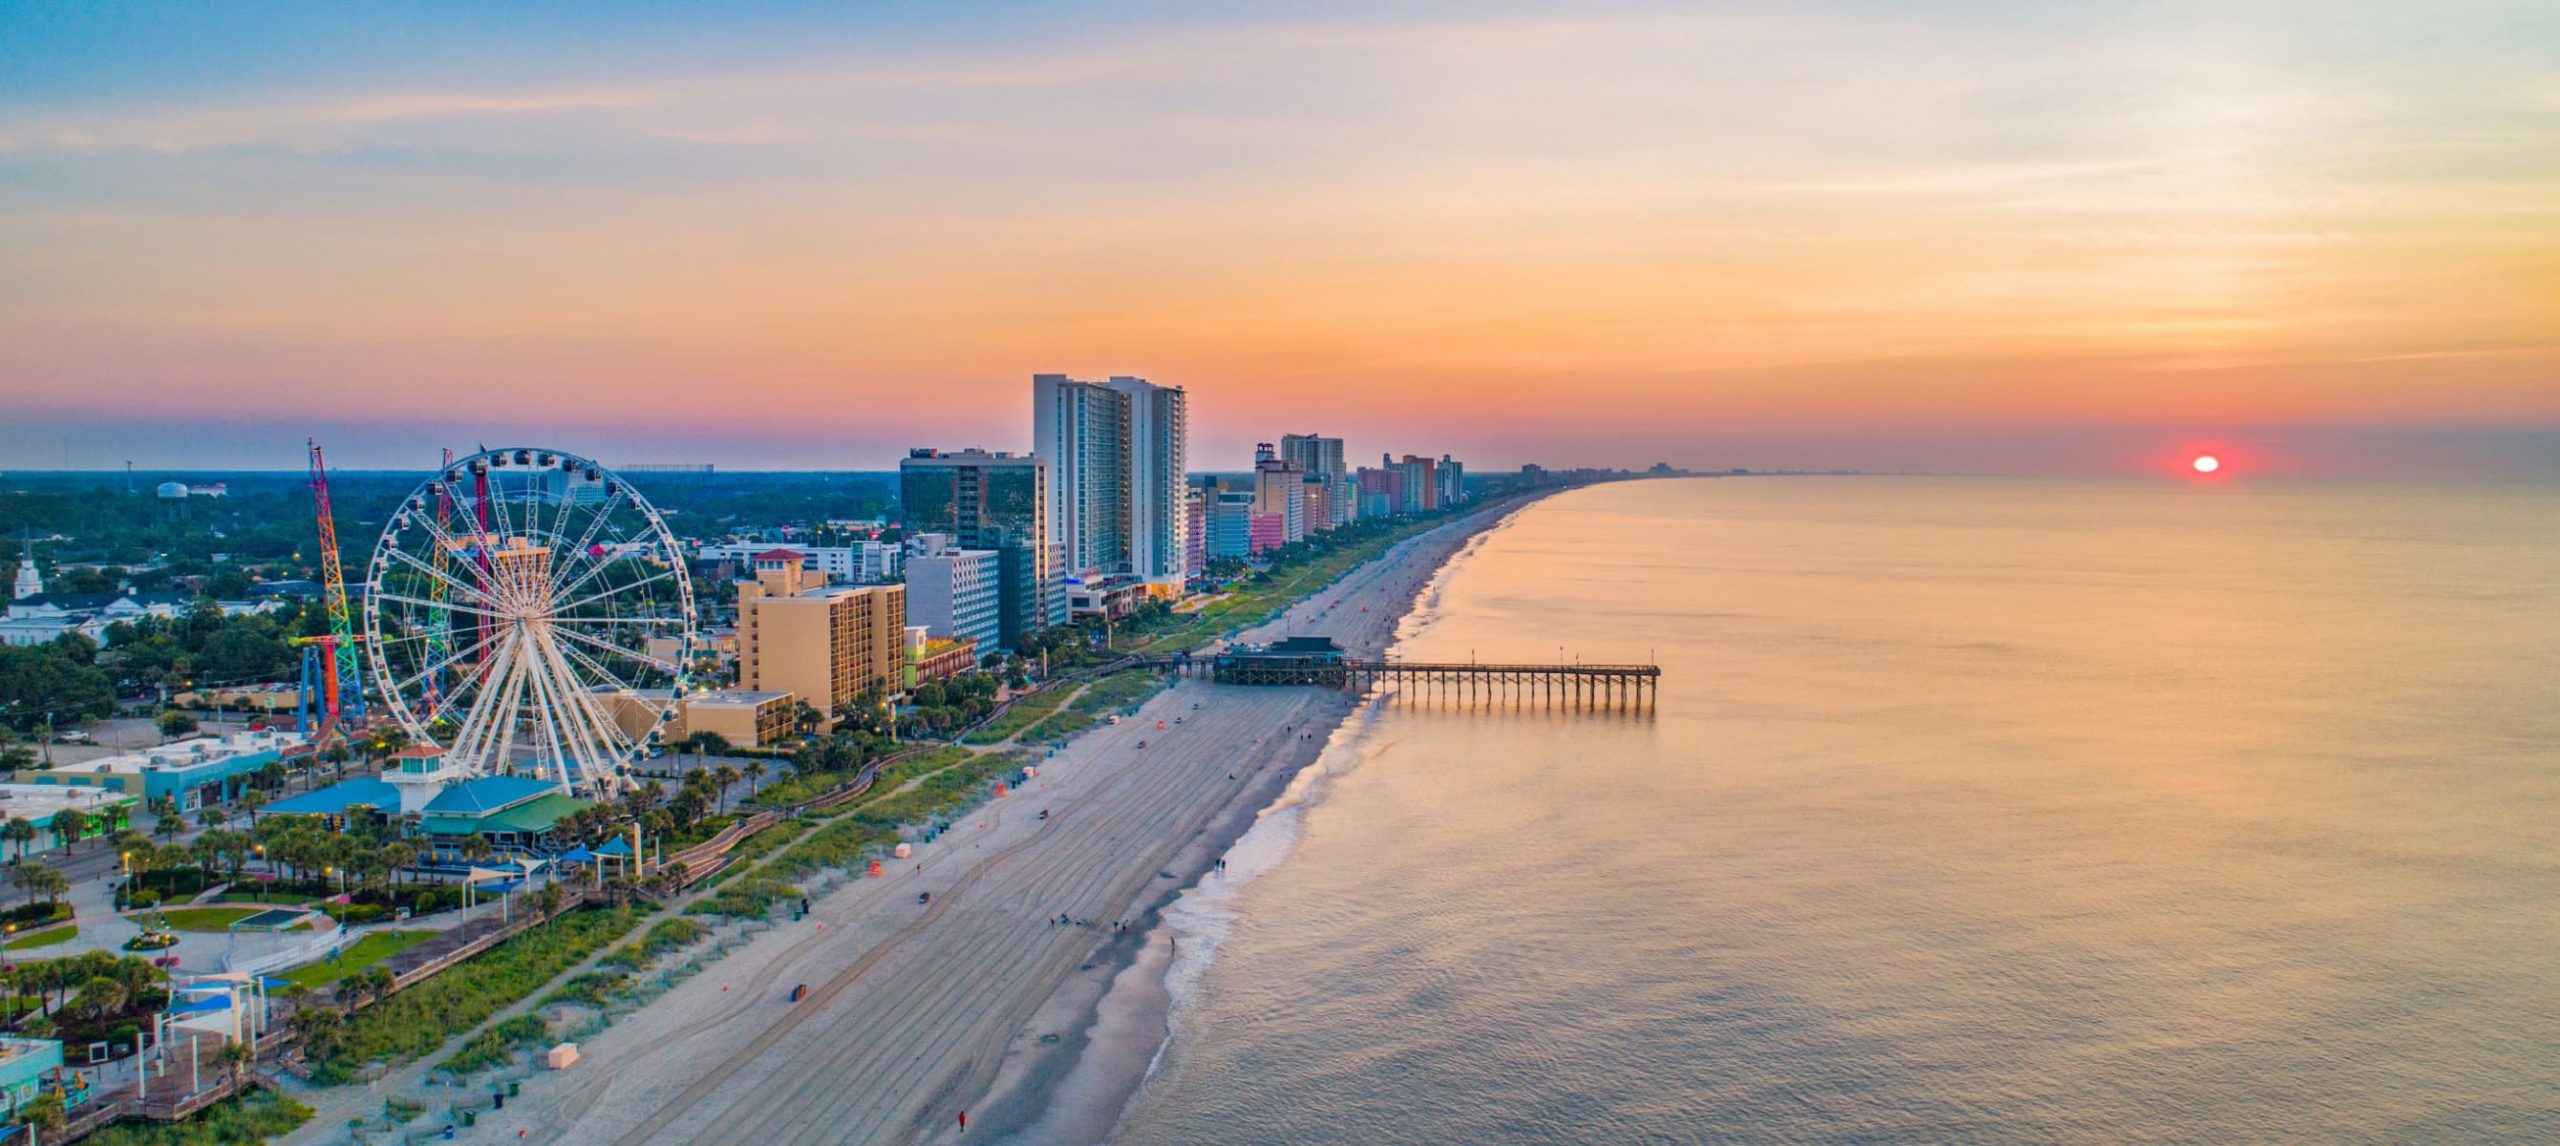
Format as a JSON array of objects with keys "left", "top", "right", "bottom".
[{"left": 11, "top": 540, "right": 39, "bottom": 601}]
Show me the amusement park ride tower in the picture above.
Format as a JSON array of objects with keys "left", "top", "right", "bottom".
[{"left": 293, "top": 439, "right": 367, "bottom": 741}]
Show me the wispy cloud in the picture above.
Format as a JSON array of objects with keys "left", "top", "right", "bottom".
[{"left": 1, "top": 1, "right": 2554, "bottom": 463}]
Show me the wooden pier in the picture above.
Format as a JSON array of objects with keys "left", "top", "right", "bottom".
[{"left": 1146, "top": 649, "right": 1661, "bottom": 711}]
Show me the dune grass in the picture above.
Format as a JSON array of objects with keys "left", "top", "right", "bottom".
[
  {"left": 961, "top": 687, "right": 1072, "bottom": 744},
  {"left": 278, "top": 930, "right": 436, "bottom": 990}
]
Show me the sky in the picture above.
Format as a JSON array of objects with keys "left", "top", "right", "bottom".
[{"left": 2, "top": 1, "right": 2555, "bottom": 475}]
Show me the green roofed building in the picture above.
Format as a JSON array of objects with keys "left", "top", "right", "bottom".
[{"left": 417, "top": 775, "right": 589, "bottom": 857}]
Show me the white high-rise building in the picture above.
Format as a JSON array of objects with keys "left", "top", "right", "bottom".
[
  {"left": 902, "top": 534, "right": 1003, "bottom": 651},
  {"left": 1031, "top": 373, "right": 1190, "bottom": 591},
  {"left": 1109, "top": 375, "right": 1189, "bottom": 589},
  {"left": 1032, "top": 374, "right": 1129, "bottom": 581}
]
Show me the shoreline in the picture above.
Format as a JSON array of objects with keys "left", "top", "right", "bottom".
[{"left": 967, "top": 497, "right": 1539, "bottom": 1144}]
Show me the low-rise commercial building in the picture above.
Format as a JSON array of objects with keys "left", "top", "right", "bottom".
[
  {"left": 1064, "top": 576, "right": 1151, "bottom": 621},
  {"left": 697, "top": 543, "right": 899, "bottom": 584},
  {"left": 678, "top": 689, "right": 795, "bottom": 747},
  {"left": 25, "top": 730, "right": 307, "bottom": 812},
  {"left": 904, "top": 628, "right": 979, "bottom": 689},
  {"left": 0, "top": 1037, "right": 64, "bottom": 1122},
  {"left": 0, "top": 785, "right": 139, "bottom": 856},
  {"left": 417, "top": 776, "right": 589, "bottom": 856}
]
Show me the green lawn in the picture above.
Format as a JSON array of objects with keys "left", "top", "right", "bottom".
[
  {"left": 212, "top": 890, "right": 318, "bottom": 906},
  {"left": 3, "top": 924, "right": 75, "bottom": 950},
  {"left": 278, "top": 930, "right": 436, "bottom": 990},
  {"left": 146, "top": 906, "right": 265, "bottom": 932}
]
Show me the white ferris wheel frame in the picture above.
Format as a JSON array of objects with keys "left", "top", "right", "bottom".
[{"left": 360, "top": 447, "right": 698, "bottom": 795}]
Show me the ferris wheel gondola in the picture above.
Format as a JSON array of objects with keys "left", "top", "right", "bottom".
[{"left": 361, "top": 447, "right": 697, "bottom": 795}]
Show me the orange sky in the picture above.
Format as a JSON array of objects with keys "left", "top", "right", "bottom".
[{"left": 2, "top": 5, "right": 2554, "bottom": 471}]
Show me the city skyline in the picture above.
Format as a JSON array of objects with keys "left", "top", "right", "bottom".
[{"left": 5, "top": 3, "right": 2555, "bottom": 478}]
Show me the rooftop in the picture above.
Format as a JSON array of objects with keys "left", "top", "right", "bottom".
[
  {"left": 420, "top": 774, "right": 557, "bottom": 817},
  {"left": 0, "top": 1036, "right": 58, "bottom": 1063},
  {"left": 475, "top": 792, "right": 588, "bottom": 835},
  {"left": 47, "top": 730, "right": 304, "bottom": 775},
  {"left": 262, "top": 777, "right": 402, "bottom": 817},
  {"left": 0, "top": 783, "right": 139, "bottom": 822},
  {"left": 685, "top": 689, "right": 792, "bottom": 708}
]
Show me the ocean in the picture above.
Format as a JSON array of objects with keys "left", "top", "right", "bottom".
[{"left": 1113, "top": 477, "right": 2560, "bottom": 1144}]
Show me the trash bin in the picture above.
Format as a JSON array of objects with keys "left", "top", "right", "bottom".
[
  {"left": 460, "top": 1109, "right": 477, "bottom": 1127},
  {"left": 509, "top": 1080, "right": 521, "bottom": 1097}
]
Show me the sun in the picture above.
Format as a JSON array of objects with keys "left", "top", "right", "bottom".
[{"left": 2191, "top": 454, "right": 2221, "bottom": 474}]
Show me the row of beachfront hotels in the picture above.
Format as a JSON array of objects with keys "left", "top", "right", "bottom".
[
  {"left": 617, "top": 372, "right": 1497, "bottom": 754},
  {"left": 0, "top": 374, "right": 1530, "bottom": 855}
]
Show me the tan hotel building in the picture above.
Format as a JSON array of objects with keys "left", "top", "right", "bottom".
[{"left": 735, "top": 549, "right": 903, "bottom": 725}]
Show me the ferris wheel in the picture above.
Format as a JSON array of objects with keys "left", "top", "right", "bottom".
[{"left": 361, "top": 447, "right": 698, "bottom": 795}]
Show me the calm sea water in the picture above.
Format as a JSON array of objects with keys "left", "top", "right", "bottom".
[{"left": 1116, "top": 477, "right": 2560, "bottom": 1145}]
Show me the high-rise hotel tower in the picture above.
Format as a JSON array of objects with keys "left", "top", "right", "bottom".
[{"left": 1031, "top": 374, "right": 1191, "bottom": 591}]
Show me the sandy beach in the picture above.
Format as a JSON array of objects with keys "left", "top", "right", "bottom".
[{"left": 450, "top": 502, "right": 1524, "bottom": 1145}]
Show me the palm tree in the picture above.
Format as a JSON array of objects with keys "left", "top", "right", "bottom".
[
  {"left": 189, "top": 830, "right": 226, "bottom": 879},
  {"left": 49, "top": 809, "right": 88, "bottom": 854},
  {"left": 744, "top": 759, "right": 767, "bottom": 800},
  {"left": 75, "top": 975, "right": 125, "bottom": 1021},
  {"left": 0, "top": 816, "right": 33, "bottom": 863},
  {"left": 290, "top": 999, "right": 343, "bottom": 1059},
  {"left": 221, "top": 1038, "right": 255, "bottom": 1088},
  {"left": 383, "top": 842, "right": 418, "bottom": 889},
  {"left": 533, "top": 879, "right": 566, "bottom": 923},
  {"left": 148, "top": 795, "right": 184, "bottom": 841},
  {"left": 337, "top": 966, "right": 387, "bottom": 1012},
  {"left": 712, "top": 765, "right": 741, "bottom": 815},
  {"left": 9, "top": 863, "right": 46, "bottom": 908}
]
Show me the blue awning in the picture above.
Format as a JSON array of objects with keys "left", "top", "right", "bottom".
[
  {"left": 557, "top": 847, "right": 599, "bottom": 863},
  {"left": 167, "top": 995, "right": 230, "bottom": 1015},
  {"left": 478, "top": 879, "right": 525, "bottom": 893}
]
